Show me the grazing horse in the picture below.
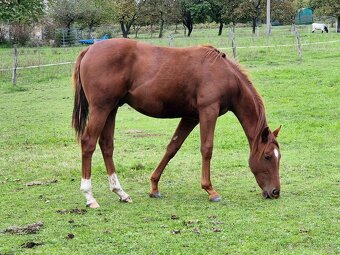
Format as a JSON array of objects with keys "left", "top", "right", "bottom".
[
  {"left": 72, "top": 38, "right": 282, "bottom": 208},
  {"left": 312, "top": 23, "right": 329, "bottom": 33}
]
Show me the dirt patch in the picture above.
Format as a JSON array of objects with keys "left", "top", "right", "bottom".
[
  {"left": 56, "top": 208, "right": 87, "bottom": 215},
  {"left": 26, "top": 179, "right": 58, "bottom": 186},
  {"left": 171, "top": 229, "right": 181, "bottom": 234},
  {"left": 124, "top": 129, "right": 162, "bottom": 138},
  {"left": 66, "top": 233, "right": 75, "bottom": 240},
  {"left": 212, "top": 227, "right": 221, "bottom": 232},
  {"left": 1, "top": 222, "right": 43, "bottom": 235},
  {"left": 21, "top": 241, "right": 44, "bottom": 248},
  {"left": 170, "top": 214, "right": 179, "bottom": 220}
]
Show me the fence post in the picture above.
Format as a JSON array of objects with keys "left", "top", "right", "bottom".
[
  {"left": 291, "top": 23, "right": 296, "bottom": 34},
  {"left": 230, "top": 27, "right": 238, "bottom": 62},
  {"left": 62, "top": 29, "right": 66, "bottom": 47},
  {"left": 295, "top": 31, "right": 302, "bottom": 62},
  {"left": 228, "top": 28, "right": 231, "bottom": 46},
  {"left": 169, "top": 32, "right": 174, "bottom": 47},
  {"left": 12, "top": 44, "right": 18, "bottom": 86}
]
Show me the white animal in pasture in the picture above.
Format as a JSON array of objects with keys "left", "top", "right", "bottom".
[{"left": 312, "top": 23, "right": 329, "bottom": 33}]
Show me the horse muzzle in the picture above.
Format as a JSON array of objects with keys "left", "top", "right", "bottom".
[{"left": 262, "top": 188, "right": 280, "bottom": 199}]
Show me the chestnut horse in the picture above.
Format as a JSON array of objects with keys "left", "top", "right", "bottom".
[{"left": 72, "top": 38, "right": 281, "bottom": 208}]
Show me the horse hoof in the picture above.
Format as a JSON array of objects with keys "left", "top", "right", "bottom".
[
  {"left": 120, "top": 196, "right": 132, "bottom": 203},
  {"left": 209, "top": 195, "right": 221, "bottom": 202},
  {"left": 87, "top": 201, "right": 100, "bottom": 208},
  {"left": 149, "top": 192, "right": 162, "bottom": 198}
]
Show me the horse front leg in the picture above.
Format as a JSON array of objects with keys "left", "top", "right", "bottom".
[
  {"left": 99, "top": 108, "right": 132, "bottom": 203},
  {"left": 150, "top": 118, "right": 198, "bottom": 198},
  {"left": 199, "top": 105, "right": 221, "bottom": 202}
]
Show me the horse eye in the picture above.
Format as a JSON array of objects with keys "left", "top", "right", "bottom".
[{"left": 264, "top": 155, "right": 272, "bottom": 160}]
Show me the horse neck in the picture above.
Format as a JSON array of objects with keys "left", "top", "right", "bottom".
[{"left": 232, "top": 80, "right": 267, "bottom": 152}]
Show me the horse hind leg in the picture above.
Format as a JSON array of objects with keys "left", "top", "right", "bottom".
[
  {"left": 99, "top": 108, "right": 132, "bottom": 203},
  {"left": 80, "top": 107, "right": 111, "bottom": 208},
  {"left": 150, "top": 118, "right": 198, "bottom": 198}
]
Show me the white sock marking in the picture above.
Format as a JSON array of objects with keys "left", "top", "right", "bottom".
[
  {"left": 274, "top": 148, "right": 279, "bottom": 159},
  {"left": 108, "top": 173, "right": 130, "bottom": 201},
  {"left": 80, "top": 178, "right": 97, "bottom": 205}
]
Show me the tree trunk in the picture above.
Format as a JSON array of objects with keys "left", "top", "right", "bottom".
[
  {"left": 252, "top": 18, "right": 256, "bottom": 34},
  {"left": 187, "top": 23, "right": 193, "bottom": 37},
  {"left": 134, "top": 26, "right": 141, "bottom": 38},
  {"left": 337, "top": 16, "right": 340, "bottom": 33},
  {"left": 183, "top": 10, "right": 193, "bottom": 37},
  {"left": 218, "top": 22, "right": 223, "bottom": 36},
  {"left": 120, "top": 23, "right": 126, "bottom": 38},
  {"left": 150, "top": 24, "right": 154, "bottom": 38},
  {"left": 88, "top": 23, "right": 94, "bottom": 38},
  {"left": 120, "top": 15, "right": 136, "bottom": 38},
  {"left": 120, "top": 22, "right": 129, "bottom": 38},
  {"left": 159, "top": 14, "right": 164, "bottom": 38},
  {"left": 183, "top": 22, "right": 193, "bottom": 37}
]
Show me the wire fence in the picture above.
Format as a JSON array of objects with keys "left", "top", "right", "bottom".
[{"left": 1, "top": 25, "right": 339, "bottom": 86}]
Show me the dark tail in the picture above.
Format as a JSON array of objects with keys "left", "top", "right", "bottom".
[{"left": 72, "top": 48, "right": 89, "bottom": 141}]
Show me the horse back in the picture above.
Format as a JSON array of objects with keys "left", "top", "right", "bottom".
[{"left": 79, "top": 39, "right": 237, "bottom": 118}]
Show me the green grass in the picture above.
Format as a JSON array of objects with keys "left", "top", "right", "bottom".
[{"left": 0, "top": 26, "right": 339, "bottom": 254}]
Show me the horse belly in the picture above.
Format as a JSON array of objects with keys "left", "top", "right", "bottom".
[{"left": 124, "top": 89, "right": 197, "bottom": 118}]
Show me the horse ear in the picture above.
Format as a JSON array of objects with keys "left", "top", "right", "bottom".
[
  {"left": 273, "top": 125, "right": 282, "bottom": 138},
  {"left": 261, "top": 127, "right": 270, "bottom": 143}
]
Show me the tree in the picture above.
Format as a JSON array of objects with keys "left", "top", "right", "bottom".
[
  {"left": 309, "top": 0, "right": 340, "bottom": 32},
  {"left": 235, "top": 0, "right": 263, "bottom": 34},
  {"left": 296, "top": 0, "right": 310, "bottom": 9},
  {"left": 268, "top": 0, "right": 296, "bottom": 25},
  {"left": 48, "top": 0, "right": 81, "bottom": 32},
  {"left": 140, "top": 0, "right": 177, "bottom": 38},
  {"left": 111, "top": 0, "right": 146, "bottom": 38},
  {"left": 77, "top": 0, "right": 106, "bottom": 36},
  {"left": 166, "top": 0, "right": 182, "bottom": 32},
  {"left": 0, "top": 0, "right": 44, "bottom": 24},
  {"left": 208, "top": 0, "right": 240, "bottom": 35},
  {"left": 0, "top": 0, "right": 45, "bottom": 44},
  {"left": 181, "top": 0, "right": 211, "bottom": 37}
]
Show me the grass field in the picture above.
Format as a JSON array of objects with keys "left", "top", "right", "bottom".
[{"left": 0, "top": 26, "right": 339, "bottom": 254}]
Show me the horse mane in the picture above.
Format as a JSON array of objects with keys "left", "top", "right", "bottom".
[
  {"left": 225, "top": 58, "right": 267, "bottom": 155},
  {"left": 201, "top": 45, "right": 226, "bottom": 63},
  {"left": 199, "top": 45, "right": 267, "bottom": 154}
]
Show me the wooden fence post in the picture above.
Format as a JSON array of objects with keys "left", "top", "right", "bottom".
[
  {"left": 295, "top": 31, "right": 302, "bottom": 62},
  {"left": 169, "top": 32, "right": 174, "bottom": 47},
  {"left": 12, "top": 44, "right": 18, "bottom": 86},
  {"left": 231, "top": 27, "right": 238, "bottom": 62}
]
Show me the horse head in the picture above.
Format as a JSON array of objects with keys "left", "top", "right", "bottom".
[{"left": 249, "top": 126, "right": 281, "bottom": 199}]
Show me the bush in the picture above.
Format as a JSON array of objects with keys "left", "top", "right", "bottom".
[{"left": 9, "top": 23, "right": 33, "bottom": 46}]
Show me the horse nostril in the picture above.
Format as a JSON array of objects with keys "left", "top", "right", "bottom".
[{"left": 271, "top": 189, "right": 280, "bottom": 197}]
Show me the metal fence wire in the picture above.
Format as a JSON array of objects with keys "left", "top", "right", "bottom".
[{"left": 1, "top": 26, "right": 340, "bottom": 86}]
